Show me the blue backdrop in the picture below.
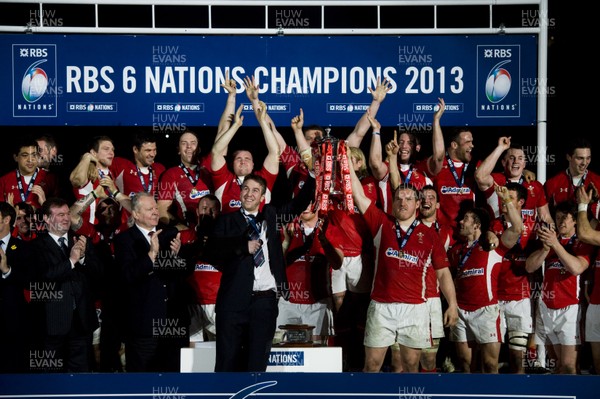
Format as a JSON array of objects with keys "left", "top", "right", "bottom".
[
  {"left": 0, "top": 372, "right": 597, "bottom": 399},
  {"left": 1, "top": 34, "right": 537, "bottom": 127}
]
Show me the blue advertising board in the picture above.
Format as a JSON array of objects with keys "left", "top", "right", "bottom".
[
  {"left": 1, "top": 34, "right": 537, "bottom": 127},
  {"left": 0, "top": 372, "right": 597, "bottom": 399}
]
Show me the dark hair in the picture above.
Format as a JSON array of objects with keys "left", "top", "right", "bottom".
[
  {"left": 555, "top": 201, "right": 577, "bottom": 221},
  {"left": 36, "top": 134, "right": 57, "bottom": 149},
  {"left": 446, "top": 127, "right": 471, "bottom": 146},
  {"left": 242, "top": 173, "right": 267, "bottom": 195},
  {"left": 501, "top": 142, "right": 525, "bottom": 160},
  {"left": 420, "top": 184, "right": 438, "bottom": 201},
  {"left": 13, "top": 137, "right": 39, "bottom": 157},
  {"left": 88, "top": 136, "right": 113, "bottom": 152},
  {"left": 232, "top": 149, "right": 253, "bottom": 160},
  {"left": 466, "top": 207, "right": 490, "bottom": 235},
  {"left": 304, "top": 124, "right": 326, "bottom": 137},
  {"left": 14, "top": 201, "right": 34, "bottom": 216},
  {"left": 566, "top": 137, "right": 591, "bottom": 157},
  {"left": 199, "top": 194, "right": 220, "bottom": 206},
  {"left": 0, "top": 202, "right": 17, "bottom": 227},
  {"left": 505, "top": 182, "right": 528, "bottom": 204},
  {"left": 133, "top": 131, "right": 156, "bottom": 150},
  {"left": 179, "top": 129, "right": 200, "bottom": 144},
  {"left": 41, "top": 197, "right": 69, "bottom": 217}
]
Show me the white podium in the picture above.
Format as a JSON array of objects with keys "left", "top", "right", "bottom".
[{"left": 181, "top": 342, "right": 342, "bottom": 372}]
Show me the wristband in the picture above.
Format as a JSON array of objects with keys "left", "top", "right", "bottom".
[
  {"left": 372, "top": 131, "right": 380, "bottom": 136},
  {"left": 91, "top": 190, "right": 98, "bottom": 199},
  {"left": 111, "top": 189, "right": 120, "bottom": 198},
  {"left": 578, "top": 203, "right": 588, "bottom": 213}
]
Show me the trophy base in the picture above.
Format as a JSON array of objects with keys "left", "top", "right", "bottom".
[
  {"left": 274, "top": 342, "right": 316, "bottom": 348},
  {"left": 277, "top": 324, "right": 316, "bottom": 346}
]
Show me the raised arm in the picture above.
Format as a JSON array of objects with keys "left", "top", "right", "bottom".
[
  {"left": 386, "top": 131, "right": 401, "bottom": 192},
  {"left": 70, "top": 184, "right": 106, "bottom": 231},
  {"left": 346, "top": 77, "right": 392, "bottom": 147},
  {"left": 427, "top": 98, "right": 446, "bottom": 176},
  {"left": 347, "top": 145, "right": 371, "bottom": 213},
  {"left": 211, "top": 105, "right": 244, "bottom": 172},
  {"left": 367, "top": 109, "right": 388, "bottom": 181},
  {"left": 577, "top": 185, "right": 600, "bottom": 245},
  {"left": 475, "top": 137, "right": 511, "bottom": 192},
  {"left": 497, "top": 185, "right": 524, "bottom": 248},
  {"left": 291, "top": 108, "right": 313, "bottom": 169},
  {"left": 70, "top": 152, "right": 97, "bottom": 188},
  {"left": 254, "top": 100, "right": 281, "bottom": 175},
  {"left": 214, "top": 72, "right": 239, "bottom": 156}
]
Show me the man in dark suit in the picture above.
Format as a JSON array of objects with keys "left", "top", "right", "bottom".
[
  {"left": 0, "top": 201, "right": 33, "bottom": 372},
  {"left": 206, "top": 173, "right": 314, "bottom": 371},
  {"left": 31, "top": 197, "right": 102, "bottom": 372},
  {"left": 114, "top": 192, "right": 192, "bottom": 372}
]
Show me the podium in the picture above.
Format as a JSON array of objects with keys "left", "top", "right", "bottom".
[{"left": 180, "top": 342, "right": 343, "bottom": 372}]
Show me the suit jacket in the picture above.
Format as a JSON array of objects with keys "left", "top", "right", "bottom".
[
  {"left": 207, "top": 176, "right": 315, "bottom": 312},
  {"left": 0, "top": 237, "right": 32, "bottom": 337},
  {"left": 113, "top": 224, "right": 193, "bottom": 337},
  {"left": 32, "top": 232, "right": 102, "bottom": 336}
]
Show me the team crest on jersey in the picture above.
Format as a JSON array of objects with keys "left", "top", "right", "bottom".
[
  {"left": 527, "top": 185, "right": 535, "bottom": 197},
  {"left": 417, "top": 232, "right": 424, "bottom": 244}
]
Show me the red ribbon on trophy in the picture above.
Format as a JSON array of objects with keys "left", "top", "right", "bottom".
[{"left": 312, "top": 128, "right": 354, "bottom": 214}]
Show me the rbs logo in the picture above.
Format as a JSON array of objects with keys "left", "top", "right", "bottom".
[
  {"left": 484, "top": 48, "right": 512, "bottom": 58},
  {"left": 20, "top": 48, "right": 49, "bottom": 57}
]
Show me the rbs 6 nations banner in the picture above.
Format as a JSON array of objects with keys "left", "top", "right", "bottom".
[{"left": 1, "top": 34, "right": 537, "bottom": 127}]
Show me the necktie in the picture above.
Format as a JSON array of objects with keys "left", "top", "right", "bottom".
[
  {"left": 58, "top": 237, "right": 69, "bottom": 257},
  {"left": 0, "top": 240, "right": 4, "bottom": 252},
  {"left": 247, "top": 215, "right": 265, "bottom": 267}
]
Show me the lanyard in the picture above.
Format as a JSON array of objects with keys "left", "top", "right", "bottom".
[
  {"left": 179, "top": 163, "right": 198, "bottom": 186},
  {"left": 459, "top": 239, "right": 479, "bottom": 269},
  {"left": 98, "top": 168, "right": 112, "bottom": 179},
  {"left": 400, "top": 164, "right": 414, "bottom": 185},
  {"left": 16, "top": 168, "right": 38, "bottom": 202},
  {"left": 137, "top": 166, "right": 153, "bottom": 193},
  {"left": 446, "top": 152, "right": 468, "bottom": 188},
  {"left": 394, "top": 219, "right": 419, "bottom": 251}
]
